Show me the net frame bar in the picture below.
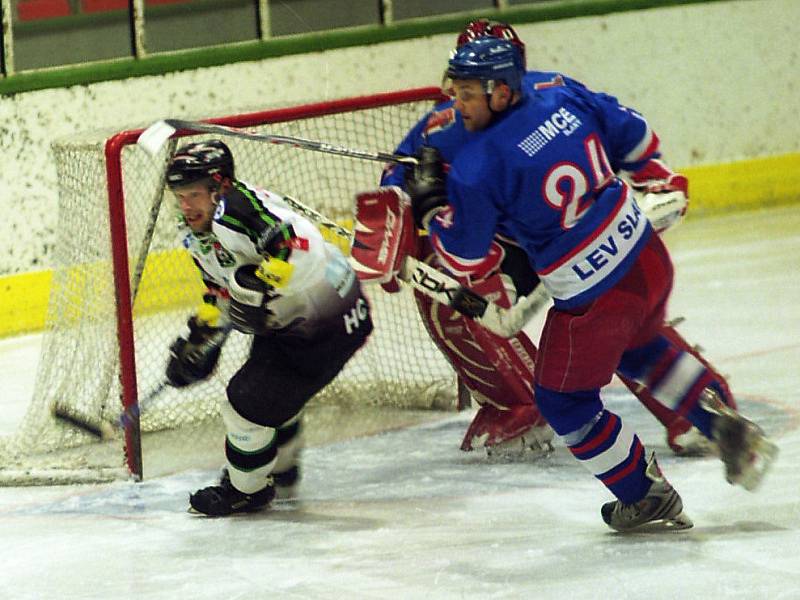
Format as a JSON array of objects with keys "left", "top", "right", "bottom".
[{"left": 103, "top": 86, "right": 445, "bottom": 479}]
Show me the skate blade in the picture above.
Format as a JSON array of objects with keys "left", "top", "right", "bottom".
[
  {"left": 730, "top": 437, "right": 779, "bottom": 491},
  {"left": 186, "top": 506, "right": 265, "bottom": 517},
  {"left": 486, "top": 437, "right": 554, "bottom": 460},
  {"left": 622, "top": 511, "right": 694, "bottom": 534}
]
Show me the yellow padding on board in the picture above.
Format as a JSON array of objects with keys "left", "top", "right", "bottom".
[
  {"left": 0, "top": 248, "right": 203, "bottom": 338},
  {"left": 0, "top": 270, "right": 52, "bottom": 337},
  {"left": 683, "top": 153, "right": 800, "bottom": 216}
]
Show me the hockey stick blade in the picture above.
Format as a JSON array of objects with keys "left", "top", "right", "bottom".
[
  {"left": 137, "top": 118, "right": 417, "bottom": 165},
  {"left": 51, "top": 403, "right": 117, "bottom": 439},
  {"left": 51, "top": 380, "right": 169, "bottom": 440},
  {"left": 137, "top": 120, "right": 178, "bottom": 156}
]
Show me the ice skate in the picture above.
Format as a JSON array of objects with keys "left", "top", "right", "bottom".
[
  {"left": 601, "top": 454, "right": 693, "bottom": 533},
  {"left": 189, "top": 476, "right": 275, "bottom": 516},
  {"left": 272, "top": 465, "right": 301, "bottom": 499},
  {"left": 667, "top": 418, "right": 715, "bottom": 456},
  {"left": 700, "top": 388, "right": 778, "bottom": 491},
  {"left": 220, "top": 465, "right": 300, "bottom": 500},
  {"left": 462, "top": 403, "right": 554, "bottom": 458},
  {"left": 486, "top": 421, "right": 555, "bottom": 459}
]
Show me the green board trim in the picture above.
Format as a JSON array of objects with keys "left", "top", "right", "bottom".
[{"left": 1, "top": 0, "right": 733, "bottom": 96}]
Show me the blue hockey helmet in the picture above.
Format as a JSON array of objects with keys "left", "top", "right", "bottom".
[{"left": 446, "top": 37, "right": 525, "bottom": 95}]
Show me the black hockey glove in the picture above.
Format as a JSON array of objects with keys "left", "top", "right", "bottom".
[
  {"left": 404, "top": 145, "right": 449, "bottom": 230},
  {"left": 166, "top": 316, "right": 227, "bottom": 388},
  {"left": 228, "top": 263, "right": 276, "bottom": 336}
]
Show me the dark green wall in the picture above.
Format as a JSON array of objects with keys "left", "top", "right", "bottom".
[{"left": 1, "top": 0, "right": 732, "bottom": 95}]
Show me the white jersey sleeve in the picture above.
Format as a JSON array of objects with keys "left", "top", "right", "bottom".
[{"left": 180, "top": 182, "right": 359, "bottom": 335}]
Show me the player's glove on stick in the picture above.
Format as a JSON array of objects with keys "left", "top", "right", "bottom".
[
  {"left": 228, "top": 263, "right": 276, "bottom": 336},
  {"left": 630, "top": 161, "right": 689, "bottom": 233},
  {"left": 166, "top": 311, "right": 227, "bottom": 387},
  {"left": 405, "top": 145, "right": 449, "bottom": 230}
]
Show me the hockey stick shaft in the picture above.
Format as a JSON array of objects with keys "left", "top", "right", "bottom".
[
  {"left": 54, "top": 325, "right": 233, "bottom": 439},
  {"left": 137, "top": 119, "right": 418, "bottom": 165},
  {"left": 278, "top": 194, "right": 548, "bottom": 337},
  {"left": 118, "top": 323, "right": 234, "bottom": 429},
  {"left": 117, "top": 379, "right": 168, "bottom": 430}
]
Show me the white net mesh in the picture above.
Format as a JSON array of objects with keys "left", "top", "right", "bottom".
[{"left": 0, "top": 89, "right": 458, "bottom": 485}]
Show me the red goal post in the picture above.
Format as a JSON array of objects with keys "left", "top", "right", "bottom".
[{"left": 0, "top": 87, "right": 462, "bottom": 485}]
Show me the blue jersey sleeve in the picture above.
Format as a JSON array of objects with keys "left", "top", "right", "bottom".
[
  {"left": 381, "top": 100, "right": 470, "bottom": 188},
  {"left": 426, "top": 140, "right": 501, "bottom": 275},
  {"left": 575, "top": 86, "right": 660, "bottom": 173},
  {"left": 528, "top": 73, "right": 661, "bottom": 174}
]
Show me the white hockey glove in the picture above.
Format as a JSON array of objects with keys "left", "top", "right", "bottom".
[
  {"left": 636, "top": 179, "right": 689, "bottom": 233},
  {"left": 228, "top": 262, "right": 277, "bottom": 336},
  {"left": 629, "top": 160, "right": 689, "bottom": 234}
]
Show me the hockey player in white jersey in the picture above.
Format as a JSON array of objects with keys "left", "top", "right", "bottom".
[{"left": 164, "top": 140, "right": 373, "bottom": 516}]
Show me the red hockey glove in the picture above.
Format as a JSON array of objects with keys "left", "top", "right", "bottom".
[{"left": 350, "top": 187, "right": 419, "bottom": 294}]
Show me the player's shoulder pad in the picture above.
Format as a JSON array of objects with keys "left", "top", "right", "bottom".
[
  {"left": 214, "top": 184, "right": 264, "bottom": 224},
  {"left": 526, "top": 71, "right": 589, "bottom": 95}
]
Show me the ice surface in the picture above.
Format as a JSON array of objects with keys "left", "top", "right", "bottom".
[{"left": 1, "top": 206, "right": 799, "bottom": 599}]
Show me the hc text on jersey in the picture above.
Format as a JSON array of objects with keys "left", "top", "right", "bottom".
[{"left": 343, "top": 298, "right": 369, "bottom": 334}]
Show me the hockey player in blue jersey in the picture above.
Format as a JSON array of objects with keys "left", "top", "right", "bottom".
[
  {"left": 401, "top": 36, "right": 777, "bottom": 532},
  {"left": 372, "top": 19, "right": 736, "bottom": 459}
]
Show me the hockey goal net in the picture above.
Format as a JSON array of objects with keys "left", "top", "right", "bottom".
[{"left": 0, "top": 87, "right": 461, "bottom": 485}]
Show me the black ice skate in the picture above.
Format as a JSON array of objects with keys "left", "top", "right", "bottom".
[
  {"left": 271, "top": 465, "right": 300, "bottom": 486},
  {"left": 189, "top": 476, "right": 275, "bottom": 516},
  {"left": 601, "top": 454, "right": 693, "bottom": 533},
  {"left": 700, "top": 388, "right": 779, "bottom": 491},
  {"left": 219, "top": 465, "right": 300, "bottom": 500}
]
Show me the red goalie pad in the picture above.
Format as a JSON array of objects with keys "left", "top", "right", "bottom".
[
  {"left": 350, "top": 186, "right": 418, "bottom": 293},
  {"left": 412, "top": 251, "right": 550, "bottom": 452}
]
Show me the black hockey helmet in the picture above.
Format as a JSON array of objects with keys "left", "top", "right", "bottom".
[{"left": 166, "top": 140, "right": 234, "bottom": 190}]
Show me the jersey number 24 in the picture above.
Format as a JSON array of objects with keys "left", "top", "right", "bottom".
[{"left": 542, "top": 133, "right": 614, "bottom": 230}]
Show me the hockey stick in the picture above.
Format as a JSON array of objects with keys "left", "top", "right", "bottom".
[
  {"left": 54, "top": 325, "right": 234, "bottom": 439},
  {"left": 137, "top": 119, "right": 419, "bottom": 165},
  {"left": 53, "top": 380, "right": 169, "bottom": 440},
  {"left": 279, "top": 194, "right": 549, "bottom": 338}
]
